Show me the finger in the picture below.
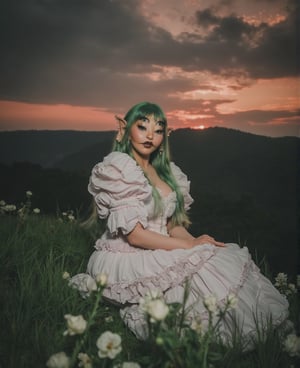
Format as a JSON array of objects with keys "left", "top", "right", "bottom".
[
  {"left": 214, "top": 241, "right": 225, "bottom": 247},
  {"left": 202, "top": 235, "right": 214, "bottom": 241}
]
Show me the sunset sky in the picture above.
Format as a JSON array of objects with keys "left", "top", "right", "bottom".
[{"left": 0, "top": 0, "right": 299, "bottom": 137}]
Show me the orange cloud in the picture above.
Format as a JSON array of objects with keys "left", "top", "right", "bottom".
[
  {"left": 217, "top": 77, "right": 299, "bottom": 114},
  {"left": 0, "top": 101, "right": 115, "bottom": 131}
]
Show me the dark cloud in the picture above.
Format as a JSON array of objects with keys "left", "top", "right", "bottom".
[
  {"left": 0, "top": 0, "right": 182, "bottom": 106},
  {"left": 195, "top": 2, "right": 299, "bottom": 78},
  {"left": 0, "top": 0, "right": 298, "bottom": 137},
  {"left": 196, "top": 8, "right": 220, "bottom": 27},
  {"left": 245, "top": 6, "right": 299, "bottom": 78}
]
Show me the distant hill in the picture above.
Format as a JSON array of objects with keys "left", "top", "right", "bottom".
[
  {"left": 0, "top": 130, "right": 115, "bottom": 167},
  {"left": 0, "top": 127, "right": 299, "bottom": 275}
]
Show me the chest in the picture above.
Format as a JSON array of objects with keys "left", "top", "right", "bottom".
[{"left": 145, "top": 167, "right": 172, "bottom": 197}]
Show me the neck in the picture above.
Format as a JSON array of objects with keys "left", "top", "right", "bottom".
[
  {"left": 136, "top": 158, "right": 151, "bottom": 172},
  {"left": 132, "top": 152, "right": 151, "bottom": 171}
]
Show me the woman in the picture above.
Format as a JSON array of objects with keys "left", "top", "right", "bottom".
[{"left": 70, "top": 102, "right": 288, "bottom": 345}]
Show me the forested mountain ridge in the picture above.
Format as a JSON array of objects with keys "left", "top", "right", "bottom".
[
  {"left": 0, "top": 127, "right": 299, "bottom": 275},
  {"left": 0, "top": 130, "right": 115, "bottom": 167}
]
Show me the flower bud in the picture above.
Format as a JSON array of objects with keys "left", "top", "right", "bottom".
[{"left": 63, "top": 314, "right": 87, "bottom": 336}]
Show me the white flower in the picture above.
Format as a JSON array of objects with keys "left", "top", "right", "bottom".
[
  {"left": 147, "top": 299, "right": 169, "bottom": 322},
  {"left": 33, "top": 208, "right": 40, "bottom": 214},
  {"left": 26, "top": 190, "right": 33, "bottom": 197},
  {"left": 287, "top": 283, "right": 297, "bottom": 295},
  {"left": 204, "top": 294, "right": 217, "bottom": 314},
  {"left": 78, "top": 352, "right": 92, "bottom": 368},
  {"left": 68, "top": 214, "right": 75, "bottom": 222},
  {"left": 227, "top": 293, "right": 238, "bottom": 309},
  {"left": 0, "top": 200, "right": 6, "bottom": 206},
  {"left": 96, "top": 331, "right": 122, "bottom": 359},
  {"left": 62, "top": 212, "right": 67, "bottom": 216},
  {"left": 274, "top": 272, "right": 288, "bottom": 288},
  {"left": 63, "top": 314, "right": 87, "bottom": 336},
  {"left": 283, "top": 334, "right": 300, "bottom": 357},
  {"left": 4, "top": 204, "right": 16, "bottom": 212},
  {"left": 139, "top": 289, "right": 169, "bottom": 322},
  {"left": 96, "top": 273, "right": 108, "bottom": 286},
  {"left": 46, "top": 352, "right": 70, "bottom": 368},
  {"left": 276, "top": 272, "right": 288, "bottom": 282},
  {"left": 62, "top": 271, "right": 70, "bottom": 280}
]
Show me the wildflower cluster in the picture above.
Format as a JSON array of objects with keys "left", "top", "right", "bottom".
[
  {"left": 47, "top": 272, "right": 141, "bottom": 368},
  {"left": 138, "top": 287, "right": 240, "bottom": 367},
  {"left": 0, "top": 191, "right": 40, "bottom": 221},
  {"left": 203, "top": 292, "right": 238, "bottom": 316},
  {"left": 274, "top": 272, "right": 299, "bottom": 298},
  {"left": 58, "top": 210, "right": 76, "bottom": 223},
  {"left": 48, "top": 271, "right": 300, "bottom": 368},
  {"left": 190, "top": 293, "right": 239, "bottom": 344},
  {"left": 283, "top": 333, "right": 300, "bottom": 358}
]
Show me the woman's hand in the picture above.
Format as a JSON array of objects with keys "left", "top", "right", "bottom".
[{"left": 188, "top": 234, "right": 225, "bottom": 248}]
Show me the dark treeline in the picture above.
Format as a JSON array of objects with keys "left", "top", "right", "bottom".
[{"left": 0, "top": 127, "right": 299, "bottom": 276}]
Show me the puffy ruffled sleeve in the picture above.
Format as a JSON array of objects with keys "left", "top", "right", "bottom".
[
  {"left": 170, "top": 162, "right": 194, "bottom": 211},
  {"left": 88, "top": 152, "right": 152, "bottom": 236}
]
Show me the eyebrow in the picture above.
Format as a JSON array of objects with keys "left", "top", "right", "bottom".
[{"left": 137, "top": 115, "right": 165, "bottom": 127}]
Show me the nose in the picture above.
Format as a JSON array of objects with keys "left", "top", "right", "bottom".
[{"left": 146, "top": 129, "right": 153, "bottom": 140}]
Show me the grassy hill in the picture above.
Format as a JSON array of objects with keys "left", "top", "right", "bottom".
[{"left": 1, "top": 215, "right": 299, "bottom": 367}]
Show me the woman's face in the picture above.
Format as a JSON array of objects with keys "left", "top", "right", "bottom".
[{"left": 129, "top": 114, "right": 165, "bottom": 161}]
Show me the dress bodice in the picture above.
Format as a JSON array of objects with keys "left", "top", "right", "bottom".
[
  {"left": 88, "top": 151, "right": 193, "bottom": 252},
  {"left": 147, "top": 190, "right": 177, "bottom": 236}
]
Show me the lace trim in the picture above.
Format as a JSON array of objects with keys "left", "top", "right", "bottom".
[
  {"left": 102, "top": 246, "right": 219, "bottom": 304},
  {"left": 95, "top": 239, "right": 143, "bottom": 253}
]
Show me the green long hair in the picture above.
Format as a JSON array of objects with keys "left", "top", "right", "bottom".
[{"left": 113, "top": 102, "right": 190, "bottom": 228}]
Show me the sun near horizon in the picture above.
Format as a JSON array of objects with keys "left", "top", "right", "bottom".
[{"left": 192, "top": 125, "right": 206, "bottom": 130}]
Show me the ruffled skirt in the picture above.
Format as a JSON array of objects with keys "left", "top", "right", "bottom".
[{"left": 70, "top": 243, "right": 289, "bottom": 345}]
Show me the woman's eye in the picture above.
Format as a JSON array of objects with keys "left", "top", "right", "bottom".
[
  {"left": 137, "top": 124, "right": 146, "bottom": 130},
  {"left": 155, "top": 129, "right": 164, "bottom": 135}
]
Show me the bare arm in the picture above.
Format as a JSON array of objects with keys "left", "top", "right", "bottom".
[
  {"left": 126, "top": 223, "right": 225, "bottom": 251},
  {"left": 126, "top": 223, "right": 193, "bottom": 250},
  {"left": 168, "top": 222, "right": 225, "bottom": 248},
  {"left": 167, "top": 223, "right": 195, "bottom": 241}
]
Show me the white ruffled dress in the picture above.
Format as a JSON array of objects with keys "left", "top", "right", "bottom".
[{"left": 70, "top": 152, "right": 289, "bottom": 343}]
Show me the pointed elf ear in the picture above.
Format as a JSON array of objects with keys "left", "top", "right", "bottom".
[
  {"left": 115, "top": 115, "right": 127, "bottom": 143},
  {"left": 167, "top": 127, "right": 173, "bottom": 137}
]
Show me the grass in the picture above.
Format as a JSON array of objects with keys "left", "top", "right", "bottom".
[
  {"left": 0, "top": 215, "right": 136, "bottom": 367},
  {"left": 0, "top": 214, "right": 299, "bottom": 368}
]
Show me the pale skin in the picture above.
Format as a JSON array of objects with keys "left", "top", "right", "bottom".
[{"left": 119, "top": 114, "right": 225, "bottom": 250}]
